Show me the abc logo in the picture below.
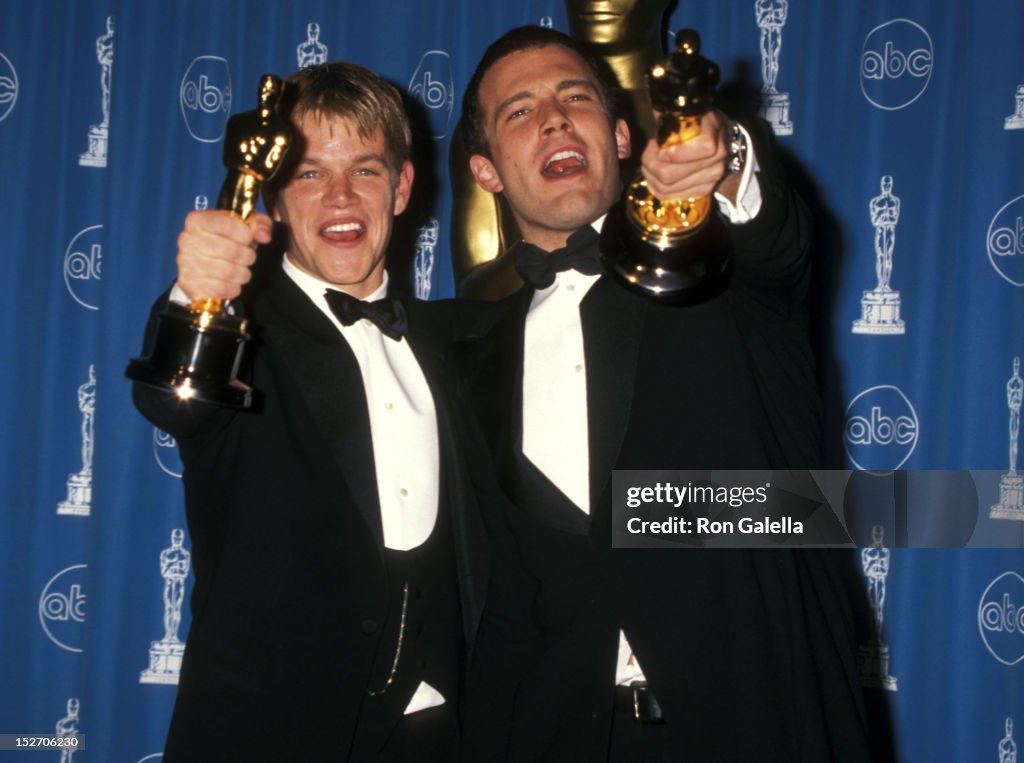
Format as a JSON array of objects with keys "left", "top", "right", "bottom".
[
  {"left": 409, "top": 50, "right": 454, "bottom": 140},
  {"left": 987, "top": 195, "right": 1024, "bottom": 287},
  {"left": 0, "top": 51, "right": 18, "bottom": 122},
  {"left": 860, "top": 19, "right": 933, "bottom": 110},
  {"left": 153, "top": 428, "right": 183, "bottom": 479},
  {"left": 979, "top": 571, "right": 1024, "bottom": 665},
  {"left": 38, "top": 564, "right": 87, "bottom": 653},
  {"left": 180, "top": 56, "right": 232, "bottom": 143},
  {"left": 63, "top": 225, "right": 103, "bottom": 311},
  {"left": 844, "top": 385, "right": 919, "bottom": 471}
]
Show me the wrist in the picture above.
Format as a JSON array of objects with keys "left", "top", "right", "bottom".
[{"left": 724, "top": 116, "right": 748, "bottom": 176}]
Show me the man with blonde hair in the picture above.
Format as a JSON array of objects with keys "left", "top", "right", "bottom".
[{"left": 133, "top": 61, "right": 492, "bottom": 761}]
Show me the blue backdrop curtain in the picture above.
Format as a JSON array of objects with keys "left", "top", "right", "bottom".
[{"left": 0, "top": 1, "right": 1021, "bottom": 760}]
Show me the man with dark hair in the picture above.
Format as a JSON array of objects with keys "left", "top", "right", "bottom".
[
  {"left": 456, "top": 26, "right": 871, "bottom": 761},
  {"left": 132, "top": 61, "right": 494, "bottom": 761}
]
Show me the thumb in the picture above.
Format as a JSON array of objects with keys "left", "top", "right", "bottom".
[{"left": 247, "top": 213, "right": 275, "bottom": 245}]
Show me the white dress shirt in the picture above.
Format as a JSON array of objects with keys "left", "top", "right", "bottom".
[
  {"left": 281, "top": 260, "right": 443, "bottom": 714},
  {"left": 519, "top": 126, "right": 762, "bottom": 686},
  {"left": 171, "top": 259, "right": 443, "bottom": 713},
  {"left": 280, "top": 259, "right": 439, "bottom": 553}
]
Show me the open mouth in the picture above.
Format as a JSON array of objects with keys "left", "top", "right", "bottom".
[
  {"left": 542, "top": 149, "right": 588, "bottom": 178},
  {"left": 320, "top": 221, "right": 365, "bottom": 243}
]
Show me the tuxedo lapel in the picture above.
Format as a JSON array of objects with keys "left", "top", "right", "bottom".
[
  {"left": 581, "top": 277, "right": 647, "bottom": 510},
  {"left": 403, "top": 299, "right": 489, "bottom": 645},
  {"left": 451, "top": 290, "right": 530, "bottom": 455},
  {"left": 259, "top": 271, "right": 385, "bottom": 547}
]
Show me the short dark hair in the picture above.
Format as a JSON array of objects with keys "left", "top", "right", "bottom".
[
  {"left": 283, "top": 61, "right": 412, "bottom": 170},
  {"left": 461, "top": 25, "right": 617, "bottom": 158}
]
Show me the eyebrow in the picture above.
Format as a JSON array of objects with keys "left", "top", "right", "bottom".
[{"left": 492, "top": 78, "right": 598, "bottom": 120}]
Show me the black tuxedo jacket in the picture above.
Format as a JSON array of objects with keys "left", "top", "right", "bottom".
[
  {"left": 456, "top": 158, "right": 872, "bottom": 761},
  {"left": 133, "top": 269, "right": 494, "bottom": 761}
]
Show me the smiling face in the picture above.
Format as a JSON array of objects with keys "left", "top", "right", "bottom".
[
  {"left": 468, "top": 44, "right": 630, "bottom": 252},
  {"left": 271, "top": 111, "right": 413, "bottom": 298}
]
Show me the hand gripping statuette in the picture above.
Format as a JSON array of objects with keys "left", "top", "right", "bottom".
[
  {"left": 601, "top": 30, "right": 733, "bottom": 303},
  {"left": 126, "top": 74, "right": 292, "bottom": 408}
]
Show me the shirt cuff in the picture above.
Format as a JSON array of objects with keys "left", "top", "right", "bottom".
[
  {"left": 168, "top": 283, "right": 189, "bottom": 305},
  {"left": 714, "top": 123, "right": 762, "bottom": 224}
]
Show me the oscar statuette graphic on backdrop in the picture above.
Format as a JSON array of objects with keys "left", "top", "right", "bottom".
[
  {"left": 755, "top": 0, "right": 793, "bottom": 136},
  {"left": 991, "top": 357, "right": 1024, "bottom": 521},
  {"left": 55, "top": 698, "right": 81, "bottom": 762},
  {"left": 853, "top": 176, "right": 906, "bottom": 335},
  {"left": 126, "top": 74, "right": 292, "bottom": 407},
  {"left": 140, "top": 530, "right": 191, "bottom": 684},
  {"left": 1005, "top": 85, "right": 1024, "bottom": 131},
  {"left": 57, "top": 365, "right": 96, "bottom": 516},
  {"left": 79, "top": 17, "right": 113, "bottom": 168},
  {"left": 296, "top": 22, "right": 327, "bottom": 68},
  {"left": 858, "top": 525, "right": 899, "bottom": 691},
  {"left": 999, "top": 718, "right": 1018, "bottom": 763}
]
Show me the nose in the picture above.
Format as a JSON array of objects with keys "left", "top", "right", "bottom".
[
  {"left": 323, "top": 173, "right": 352, "bottom": 206},
  {"left": 538, "top": 97, "right": 572, "bottom": 135}
]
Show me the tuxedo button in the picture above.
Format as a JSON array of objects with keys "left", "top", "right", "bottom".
[{"left": 360, "top": 619, "right": 378, "bottom": 634}]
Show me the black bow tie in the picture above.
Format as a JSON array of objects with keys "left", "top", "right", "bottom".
[
  {"left": 512, "top": 225, "right": 602, "bottom": 289},
  {"left": 323, "top": 289, "right": 408, "bottom": 341}
]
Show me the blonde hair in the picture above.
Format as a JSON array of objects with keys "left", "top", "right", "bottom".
[{"left": 283, "top": 61, "right": 412, "bottom": 170}]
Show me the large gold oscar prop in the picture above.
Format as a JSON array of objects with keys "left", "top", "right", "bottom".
[
  {"left": 601, "top": 30, "right": 731, "bottom": 303},
  {"left": 126, "top": 74, "right": 292, "bottom": 408}
]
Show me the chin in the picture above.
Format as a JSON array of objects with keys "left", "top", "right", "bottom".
[{"left": 561, "top": 201, "right": 610, "bottom": 229}]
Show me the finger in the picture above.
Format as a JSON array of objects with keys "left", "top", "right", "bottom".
[
  {"left": 642, "top": 150, "right": 718, "bottom": 185},
  {"left": 176, "top": 252, "right": 253, "bottom": 298},
  {"left": 177, "top": 226, "right": 258, "bottom": 269},
  {"left": 183, "top": 209, "right": 258, "bottom": 247},
  {"left": 176, "top": 222, "right": 259, "bottom": 301},
  {"left": 176, "top": 255, "right": 252, "bottom": 302},
  {"left": 246, "top": 212, "right": 275, "bottom": 245},
  {"left": 657, "top": 128, "right": 727, "bottom": 164},
  {"left": 642, "top": 154, "right": 727, "bottom": 199}
]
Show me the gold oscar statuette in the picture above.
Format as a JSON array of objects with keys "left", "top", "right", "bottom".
[
  {"left": 126, "top": 74, "right": 292, "bottom": 408},
  {"left": 600, "top": 30, "right": 732, "bottom": 303}
]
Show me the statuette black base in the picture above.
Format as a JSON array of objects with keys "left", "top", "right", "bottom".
[
  {"left": 126, "top": 302, "right": 253, "bottom": 409},
  {"left": 600, "top": 200, "right": 731, "bottom": 304}
]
